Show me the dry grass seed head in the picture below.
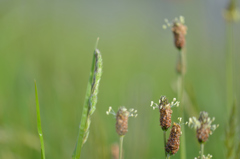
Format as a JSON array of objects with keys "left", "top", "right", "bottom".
[
  {"left": 171, "top": 21, "right": 187, "bottom": 50},
  {"left": 166, "top": 123, "right": 181, "bottom": 155},
  {"left": 188, "top": 111, "right": 219, "bottom": 144},
  {"left": 116, "top": 107, "right": 129, "bottom": 136},
  {"left": 159, "top": 96, "right": 172, "bottom": 130}
]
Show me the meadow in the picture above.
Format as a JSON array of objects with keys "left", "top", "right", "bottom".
[{"left": 0, "top": 1, "right": 240, "bottom": 159}]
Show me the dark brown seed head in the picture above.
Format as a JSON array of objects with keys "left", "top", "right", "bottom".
[
  {"left": 197, "top": 125, "right": 211, "bottom": 143},
  {"left": 171, "top": 22, "right": 187, "bottom": 50},
  {"left": 188, "top": 111, "right": 218, "bottom": 144},
  {"left": 166, "top": 123, "right": 181, "bottom": 155},
  {"left": 197, "top": 111, "right": 211, "bottom": 143},
  {"left": 116, "top": 107, "right": 129, "bottom": 136},
  {"left": 160, "top": 105, "right": 172, "bottom": 130},
  {"left": 159, "top": 96, "right": 172, "bottom": 130}
]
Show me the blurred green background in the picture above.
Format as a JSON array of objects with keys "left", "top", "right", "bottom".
[{"left": 0, "top": 0, "right": 240, "bottom": 158}]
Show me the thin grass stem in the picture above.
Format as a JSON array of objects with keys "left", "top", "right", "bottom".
[
  {"left": 178, "top": 49, "right": 186, "bottom": 159},
  {"left": 34, "top": 80, "right": 46, "bottom": 159},
  {"left": 226, "top": 22, "right": 234, "bottom": 117},
  {"left": 200, "top": 143, "right": 204, "bottom": 159},
  {"left": 72, "top": 38, "right": 103, "bottom": 159},
  {"left": 163, "top": 130, "right": 167, "bottom": 159},
  {"left": 167, "top": 154, "right": 170, "bottom": 159},
  {"left": 119, "top": 136, "right": 124, "bottom": 159}
]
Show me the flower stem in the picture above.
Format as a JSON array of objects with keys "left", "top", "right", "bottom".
[
  {"left": 163, "top": 130, "right": 167, "bottom": 159},
  {"left": 167, "top": 154, "right": 171, "bottom": 159},
  {"left": 178, "top": 49, "right": 186, "bottom": 159},
  {"left": 72, "top": 38, "right": 103, "bottom": 159},
  {"left": 200, "top": 143, "right": 204, "bottom": 159},
  {"left": 226, "top": 22, "right": 234, "bottom": 117},
  {"left": 119, "top": 136, "right": 124, "bottom": 159}
]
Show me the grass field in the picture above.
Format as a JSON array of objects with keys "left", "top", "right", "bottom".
[{"left": 0, "top": 1, "right": 240, "bottom": 159}]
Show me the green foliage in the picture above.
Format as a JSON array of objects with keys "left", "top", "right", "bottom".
[
  {"left": 72, "top": 38, "right": 103, "bottom": 159},
  {"left": 0, "top": 1, "right": 239, "bottom": 158},
  {"left": 224, "top": 100, "right": 240, "bottom": 159},
  {"left": 34, "top": 81, "right": 46, "bottom": 159}
]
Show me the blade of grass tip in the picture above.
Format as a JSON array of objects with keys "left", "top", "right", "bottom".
[
  {"left": 72, "top": 37, "right": 102, "bottom": 159},
  {"left": 34, "top": 80, "right": 46, "bottom": 159}
]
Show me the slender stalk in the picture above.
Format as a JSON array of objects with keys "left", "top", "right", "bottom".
[
  {"left": 163, "top": 130, "right": 167, "bottom": 159},
  {"left": 119, "top": 136, "right": 124, "bottom": 159},
  {"left": 72, "top": 38, "right": 103, "bottom": 159},
  {"left": 178, "top": 49, "right": 186, "bottom": 159},
  {"left": 200, "top": 143, "right": 204, "bottom": 159},
  {"left": 226, "top": 22, "right": 234, "bottom": 117},
  {"left": 226, "top": 23, "right": 233, "bottom": 114},
  {"left": 225, "top": 13, "right": 237, "bottom": 159},
  {"left": 34, "top": 80, "right": 46, "bottom": 159},
  {"left": 167, "top": 154, "right": 170, "bottom": 159}
]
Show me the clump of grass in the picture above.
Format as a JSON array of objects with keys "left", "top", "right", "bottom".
[
  {"left": 187, "top": 111, "right": 218, "bottom": 159},
  {"left": 72, "top": 38, "right": 103, "bottom": 159},
  {"left": 34, "top": 80, "right": 46, "bottom": 159},
  {"left": 106, "top": 106, "right": 137, "bottom": 159}
]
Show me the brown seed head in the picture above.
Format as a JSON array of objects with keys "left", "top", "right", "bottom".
[
  {"left": 166, "top": 123, "right": 181, "bottom": 155},
  {"left": 197, "top": 111, "right": 211, "bottom": 143},
  {"left": 116, "top": 107, "right": 129, "bottom": 136},
  {"left": 159, "top": 96, "right": 172, "bottom": 130},
  {"left": 197, "top": 125, "right": 211, "bottom": 143},
  {"left": 188, "top": 111, "right": 218, "bottom": 144},
  {"left": 171, "top": 22, "right": 187, "bottom": 50}
]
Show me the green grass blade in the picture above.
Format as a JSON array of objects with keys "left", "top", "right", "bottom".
[
  {"left": 72, "top": 38, "right": 103, "bottom": 159},
  {"left": 225, "top": 99, "right": 238, "bottom": 159},
  {"left": 34, "top": 80, "right": 46, "bottom": 159}
]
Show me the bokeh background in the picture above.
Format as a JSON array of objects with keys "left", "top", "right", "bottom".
[{"left": 0, "top": 0, "right": 240, "bottom": 158}]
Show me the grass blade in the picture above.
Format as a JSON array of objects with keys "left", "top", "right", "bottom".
[
  {"left": 34, "top": 80, "right": 46, "bottom": 159},
  {"left": 72, "top": 38, "right": 103, "bottom": 159},
  {"left": 225, "top": 99, "right": 238, "bottom": 159}
]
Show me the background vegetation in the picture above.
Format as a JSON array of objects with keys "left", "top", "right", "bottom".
[{"left": 0, "top": 0, "right": 239, "bottom": 158}]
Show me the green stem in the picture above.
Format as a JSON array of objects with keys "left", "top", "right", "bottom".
[
  {"left": 177, "top": 53, "right": 184, "bottom": 103},
  {"left": 226, "top": 22, "right": 234, "bottom": 117},
  {"left": 178, "top": 49, "right": 186, "bottom": 159},
  {"left": 200, "top": 143, "right": 204, "bottom": 159},
  {"left": 119, "top": 136, "right": 124, "bottom": 159},
  {"left": 34, "top": 81, "right": 46, "bottom": 159},
  {"left": 163, "top": 130, "right": 167, "bottom": 159},
  {"left": 72, "top": 38, "right": 102, "bottom": 159},
  {"left": 167, "top": 154, "right": 170, "bottom": 159}
]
